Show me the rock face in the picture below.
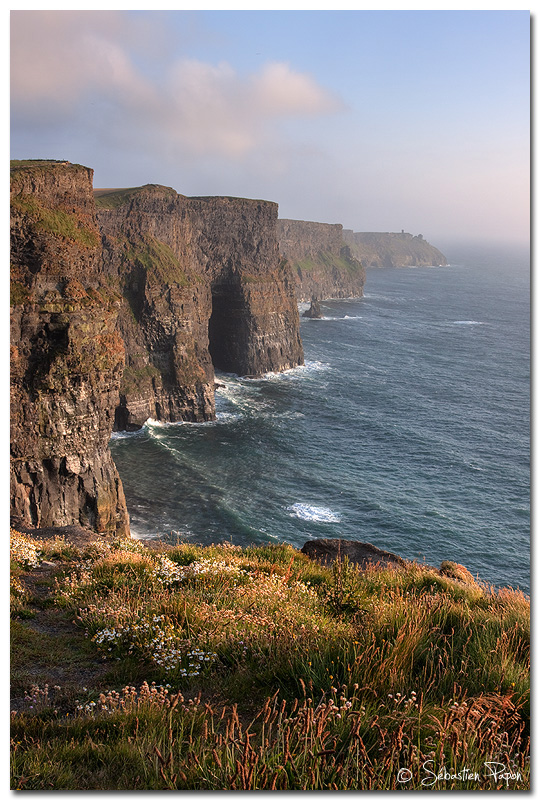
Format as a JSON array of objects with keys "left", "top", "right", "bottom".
[
  {"left": 300, "top": 538, "right": 407, "bottom": 570},
  {"left": 188, "top": 197, "right": 304, "bottom": 377},
  {"left": 10, "top": 161, "right": 129, "bottom": 536},
  {"left": 278, "top": 219, "right": 366, "bottom": 301},
  {"left": 97, "top": 185, "right": 215, "bottom": 429},
  {"left": 303, "top": 298, "right": 323, "bottom": 319},
  {"left": 342, "top": 230, "right": 448, "bottom": 268},
  {"left": 11, "top": 162, "right": 304, "bottom": 535},
  {"left": 97, "top": 187, "right": 303, "bottom": 429}
]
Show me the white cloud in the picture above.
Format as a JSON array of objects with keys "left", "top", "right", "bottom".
[{"left": 11, "top": 11, "right": 343, "bottom": 159}]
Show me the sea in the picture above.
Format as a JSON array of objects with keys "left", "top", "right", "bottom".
[{"left": 109, "top": 242, "right": 530, "bottom": 595}]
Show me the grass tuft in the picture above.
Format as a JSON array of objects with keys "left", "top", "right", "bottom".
[{"left": 10, "top": 529, "right": 529, "bottom": 789}]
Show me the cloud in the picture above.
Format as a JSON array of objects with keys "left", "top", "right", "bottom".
[
  {"left": 164, "top": 58, "right": 342, "bottom": 157},
  {"left": 11, "top": 11, "right": 343, "bottom": 159}
]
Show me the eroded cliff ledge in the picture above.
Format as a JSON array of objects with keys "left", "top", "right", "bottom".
[
  {"left": 10, "top": 160, "right": 129, "bottom": 536},
  {"left": 342, "top": 230, "right": 448, "bottom": 268},
  {"left": 278, "top": 219, "right": 366, "bottom": 301},
  {"left": 96, "top": 186, "right": 303, "bottom": 430}
]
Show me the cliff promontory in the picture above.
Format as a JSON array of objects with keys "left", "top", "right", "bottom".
[
  {"left": 342, "top": 230, "right": 448, "bottom": 268},
  {"left": 10, "top": 160, "right": 129, "bottom": 536},
  {"left": 97, "top": 187, "right": 303, "bottom": 429},
  {"left": 277, "top": 219, "right": 366, "bottom": 301}
]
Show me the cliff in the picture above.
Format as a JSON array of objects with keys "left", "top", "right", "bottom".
[
  {"left": 342, "top": 230, "right": 448, "bottom": 268},
  {"left": 11, "top": 161, "right": 304, "bottom": 534},
  {"left": 277, "top": 219, "right": 366, "bottom": 301},
  {"left": 10, "top": 160, "right": 129, "bottom": 536},
  {"left": 97, "top": 187, "right": 303, "bottom": 429}
]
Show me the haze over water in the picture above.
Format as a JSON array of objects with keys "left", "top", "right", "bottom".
[{"left": 110, "top": 243, "right": 530, "bottom": 594}]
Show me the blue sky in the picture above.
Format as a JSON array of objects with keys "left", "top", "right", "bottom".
[{"left": 10, "top": 9, "right": 530, "bottom": 245}]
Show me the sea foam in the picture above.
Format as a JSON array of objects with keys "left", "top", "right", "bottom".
[{"left": 287, "top": 503, "right": 341, "bottom": 523}]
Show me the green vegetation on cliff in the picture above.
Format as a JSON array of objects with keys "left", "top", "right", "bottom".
[
  {"left": 10, "top": 159, "right": 78, "bottom": 172},
  {"left": 94, "top": 184, "right": 178, "bottom": 209},
  {"left": 11, "top": 529, "right": 529, "bottom": 790},
  {"left": 11, "top": 194, "right": 99, "bottom": 248},
  {"left": 295, "top": 249, "right": 363, "bottom": 276},
  {"left": 121, "top": 235, "right": 203, "bottom": 288}
]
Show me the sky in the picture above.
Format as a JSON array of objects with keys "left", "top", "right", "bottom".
[{"left": 10, "top": 8, "right": 530, "bottom": 246}]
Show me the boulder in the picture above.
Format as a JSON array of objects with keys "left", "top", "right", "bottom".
[
  {"left": 301, "top": 538, "right": 407, "bottom": 570},
  {"left": 303, "top": 298, "right": 323, "bottom": 318}
]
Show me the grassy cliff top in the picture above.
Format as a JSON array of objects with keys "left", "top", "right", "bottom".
[
  {"left": 10, "top": 529, "right": 529, "bottom": 790},
  {"left": 94, "top": 184, "right": 179, "bottom": 209},
  {"left": 189, "top": 194, "right": 277, "bottom": 206},
  {"left": 10, "top": 159, "right": 87, "bottom": 174}
]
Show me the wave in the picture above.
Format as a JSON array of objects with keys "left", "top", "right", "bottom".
[
  {"left": 251, "top": 360, "right": 330, "bottom": 382},
  {"left": 310, "top": 314, "right": 363, "bottom": 321},
  {"left": 287, "top": 503, "right": 342, "bottom": 523},
  {"left": 110, "top": 428, "right": 147, "bottom": 441},
  {"left": 144, "top": 417, "right": 176, "bottom": 429},
  {"left": 452, "top": 320, "right": 484, "bottom": 326}
]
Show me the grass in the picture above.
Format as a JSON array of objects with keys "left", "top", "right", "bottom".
[
  {"left": 94, "top": 184, "right": 177, "bottom": 209},
  {"left": 10, "top": 193, "right": 99, "bottom": 248},
  {"left": 122, "top": 234, "right": 202, "bottom": 288},
  {"left": 10, "top": 530, "right": 529, "bottom": 790},
  {"left": 294, "top": 248, "right": 364, "bottom": 277}
]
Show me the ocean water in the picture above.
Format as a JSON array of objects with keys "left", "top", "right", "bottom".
[{"left": 109, "top": 243, "right": 530, "bottom": 594}]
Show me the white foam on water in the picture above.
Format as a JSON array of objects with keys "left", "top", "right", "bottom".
[
  {"left": 252, "top": 360, "right": 330, "bottom": 382},
  {"left": 453, "top": 320, "right": 484, "bottom": 325},
  {"left": 144, "top": 417, "right": 172, "bottom": 429},
  {"left": 215, "top": 411, "right": 242, "bottom": 424},
  {"left": 110, "top": 428, "right": 147, "bottom": 441},
  {"left": 287, "top": 503, "right": 342, "bottom": 523},
  {"left": 310, "top": 314, "right": 363, "bottom": 321}
]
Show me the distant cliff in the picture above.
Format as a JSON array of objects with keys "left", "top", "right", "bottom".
[
  {"left": 97, "top": 187, "right": 303, "bottom": 430},
  {"left": 278, "top": 219, "right": 366, "bottom": 301},
  {"left": 342, "top": 230, "right": 448, "bottom": 268},
  {"left": 10, "top": 160, "right": 129, "bottom": 536},
  {"left": 11, "top": 161, "right": 304, "bottom": 535}
]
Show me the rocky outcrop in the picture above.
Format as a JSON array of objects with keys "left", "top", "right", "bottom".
[
  {"left": 342, "top": 230, "right": 448, "bottom": 268},
  {"left": 10, "top": 160, "right": 129, "bottom": 536},
  {"left": 278, "top": 219, "right": 366, "bottom": 301},
  {"left": 300, "top": 538, "right": 407, "bottom": 570},
  {"left": 97, "top": 187, "right": 303, "bottom": 429},
  {"left": 303, "top": 299, "right": 322, "bottom": 319}
]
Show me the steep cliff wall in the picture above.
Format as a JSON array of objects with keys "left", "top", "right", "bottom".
[
  {"left": 342, "top": 230, "right": 448, "bottom": 268},
  {"left": 277, "top": 219, "right": 366, "bottom": 301},
  {"left": 189, "top": 198, "right": 303, "bottom": 376},
  {"left": 10, "top": 161, "right": 129, "bottom": 536},
  {"left": 97, "top": 186, "right": 215, "bottom": 430},
  {"left": 97, "top": 188, "right": 303, "bottom": 429},
  {"left": 11, "top": 162, "right": 305, "bottom": 534}
]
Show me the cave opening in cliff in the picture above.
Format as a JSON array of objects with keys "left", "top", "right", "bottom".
[{"left": 208, "top": 282, "right": 248, "bottom": 375}]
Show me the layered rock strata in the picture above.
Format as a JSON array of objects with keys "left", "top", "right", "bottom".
[
  {"left": 11, "top": 163, "right": 304, "bottom": 535},
  {"left": 10, "top": 161, "right": 129, "bottom": 536},
  {"left": 97, "top": 188, "right": 303, "bottom": 429},
  {"left": 278, "top": 219, "right": 366, "bottom": 301},
  {"left": 342, "top": 230, "right": 448, "bottom": 268}
]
